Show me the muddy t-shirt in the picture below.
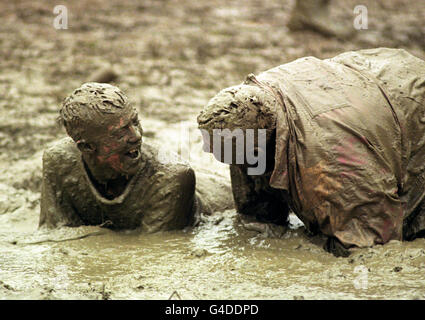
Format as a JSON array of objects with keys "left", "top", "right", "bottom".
[{"left": 39, "top": 138, "right": 198, "bottom": 232}]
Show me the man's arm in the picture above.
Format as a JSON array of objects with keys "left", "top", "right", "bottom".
[
  {"left": 230, "top": 164, "right": 289, "bottom": 225},
  {"left": 140, "top": 166, "right": 196, "bottom": 233},
  {"left": 39, "top": 150, "right": 83, "bottom": 229}
]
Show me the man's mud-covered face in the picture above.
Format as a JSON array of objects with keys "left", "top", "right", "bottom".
[{"left": 80, "top": 108, "right": 143, "bottom": 178}]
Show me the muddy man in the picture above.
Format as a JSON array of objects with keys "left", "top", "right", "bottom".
[
  {"left": 39, "top": 83, "right": 233, "bottom": 231},
  {"left": 198, "top": 48, "right": 425, "bottom": 257}
]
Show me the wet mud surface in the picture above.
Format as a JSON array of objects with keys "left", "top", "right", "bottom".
[
  {"left": 1, "top": 212, "right": 425, "bottom": 299},
  {"left": 0, "top": 0, "right": 424, "bottom": 299}
]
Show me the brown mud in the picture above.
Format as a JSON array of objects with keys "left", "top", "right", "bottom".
[{"left": 0, "top": 0, "right": 424, "bottom": 299}]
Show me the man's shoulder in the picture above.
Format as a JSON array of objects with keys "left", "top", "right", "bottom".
[
  {"left": 143, "top": 142, "right": 193, "bottom": 173},
  {"left": 42, "top": 137, "right": 80, "bottom": 167},
  {"left": 142, "top": 142, "right": 195, "bottom": 188}
]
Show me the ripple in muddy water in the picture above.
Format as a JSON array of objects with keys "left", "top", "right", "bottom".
[{"left": 1, "top": 209, "right": 425, "bottom": 299}]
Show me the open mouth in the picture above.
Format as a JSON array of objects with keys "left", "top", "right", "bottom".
[{"left": 125, "top": 147, "right": 140, "bottom": 160}]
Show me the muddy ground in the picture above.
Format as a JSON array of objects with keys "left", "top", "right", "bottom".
[{"left": 0, "top": 0, "right": 424, "bottom": 299}]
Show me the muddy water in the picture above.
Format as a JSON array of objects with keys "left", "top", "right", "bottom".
[
  {"left": 0, "top": 0, "right": 424, "bottom": 301},
  {"left": 1, "top": 118, "right": 425, "bottom": 300},
  {"left": 1, "top": 211, "right": 425, "bottom": 300}
]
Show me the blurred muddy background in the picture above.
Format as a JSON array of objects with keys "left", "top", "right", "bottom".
[{"left": 0, "top": 0, "right": 424, "bottom": 299}]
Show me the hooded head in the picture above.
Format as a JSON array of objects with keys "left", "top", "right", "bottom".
[
  {"left": 198, "top": 84, "right": 277, "bottom": 133},
  {"left": 197, "top": 83, "right": 277, "bottom": 171}
]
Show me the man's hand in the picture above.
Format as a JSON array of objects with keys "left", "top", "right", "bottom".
[
  {"left": 239, "top": 214, "right": 288, "bottom": 238},
  {"left": 324, "top": 236, "right": 351, "bottom": 257}
]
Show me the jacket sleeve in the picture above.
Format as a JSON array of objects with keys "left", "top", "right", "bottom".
[
  {"left": 140, "top": 166, "right": 196, "bottom": 233},
  {"left": 230, "top": 164, "right": 289, "bottom": 225},
  {"left": 39, "top": 150, "right": 83, "bottom": 229}
]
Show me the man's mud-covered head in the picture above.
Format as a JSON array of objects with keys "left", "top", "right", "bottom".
[
  {"left": 60, "top": 83, "right": 143, "bottom": 180},
  {"left": 198, "top": 84, "right": 277, "bottom": 134},
  {"left": 197, "top": 83, "right": 277, "bottom": 175}
]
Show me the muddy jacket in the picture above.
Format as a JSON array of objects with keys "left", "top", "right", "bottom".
[
  {"left": 39, "top": 138, "right": 233, "bottom": 231},
  {"left": 239, "top": 48, "right": 425, "bottom": 248}
]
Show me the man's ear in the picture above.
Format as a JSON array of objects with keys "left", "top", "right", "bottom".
[{"left": 76, "top": 140, "right": 96, "bottom": 154}]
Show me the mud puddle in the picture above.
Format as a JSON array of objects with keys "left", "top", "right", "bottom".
[
  {"left": 1, "top": 0, "right": 424, "bottom": 300},
  {"left": 1, "top": 117, "right": 425, "bottom": 300},
  {"left": 0, "top": 113, "right": 424, "bottom": 300},
  {"left": 0, "top": 209, "right": 424, "bottom": 300}
]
